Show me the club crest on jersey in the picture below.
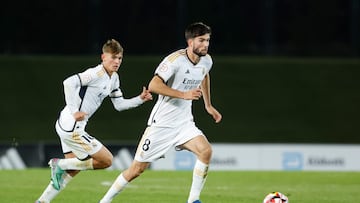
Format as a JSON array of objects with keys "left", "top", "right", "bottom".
[{"left": 159, "top": 63, "right": 168, "bottom": 72}]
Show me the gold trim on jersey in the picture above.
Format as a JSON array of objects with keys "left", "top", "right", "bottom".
[
  {"left": 167, "top": 49, "right": 186, "bottom": 63},
  {"left": 97, "top": 69, "right": 106, "bottom": 77}
]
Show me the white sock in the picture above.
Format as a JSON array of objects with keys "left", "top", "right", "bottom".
[
  {"left": 58, "top": 158, "right": 93, "bottom": 170},
  {"left": 99, "top": 173, "right": 128, "bottom": 203},
  {"left": 187, "top": 160, "right": 209, "bottom": 203},
  {"left": 37, "top": 173, "right": 73, "bottom": 202}
]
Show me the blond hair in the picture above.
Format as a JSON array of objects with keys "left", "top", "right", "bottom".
[{"left": 102, "top": 39, "right": 123, "bottom": 54}]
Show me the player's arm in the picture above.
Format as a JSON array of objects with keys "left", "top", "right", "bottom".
[
  {"left": 200, "top": 73, "right": 222, "bottom": 123},
  {"left": 110, "top": 87, "right": 152, "bottom": 112},
  {"left": 63, "top": 74, "right": 88, "bottom": 121},
  {"left": 63, "top": 75, "right": 81, "bottom": 112},
  {"left": 148, "top": 75, "right": 202, "bottom": 100}
]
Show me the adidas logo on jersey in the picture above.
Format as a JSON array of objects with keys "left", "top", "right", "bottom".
[{"left": 185, "top": 69, "right": 190, "bottom": 74}]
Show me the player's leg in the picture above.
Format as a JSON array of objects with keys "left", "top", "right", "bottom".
[
  {"left": 179, "top": 129, "right": 212, "bottom": 203},
  {"left": 99, "top": 126, "right": 172, "bottom": 203},
  {"left": 47, "top": 125, "right": 113, "bottom": 192},
  {"left": 56, "top": 145, "right": 113, "bottom": 170},
  {"left": 36, "top": 152, "right": 78, "bottom": 203},
  {"left": 36, "top": 172, "right": 73, "bottom": 203},
  {"left": 54, "top": 127, "right": 113, "bottom": 171},
  {"left": 182, "top": 135, "right": 212, "bottom": 164},
  {"left": 99, "top": 160, "right": 150, "bottom": 203},
  {"left": 37, "top": 144, "right": 112, "bottom": 202},
  {"left": 89, "top": 145, "right": 113, "bottom": 169}
]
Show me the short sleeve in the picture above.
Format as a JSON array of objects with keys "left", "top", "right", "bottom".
[{"left": 154, "top": 58, "right": 178, "bottom": 82}]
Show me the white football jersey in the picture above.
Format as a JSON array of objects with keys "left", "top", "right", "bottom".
[
  {"left": 147, "top": 49, "right": 212, "bottom": 127},
  {"left": 58, "top": 64, "right": 123, "bottom": 132}
]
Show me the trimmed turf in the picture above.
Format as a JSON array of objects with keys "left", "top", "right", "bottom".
[{"left": 0, "top": 169, "right": 359, "bottom": 202}]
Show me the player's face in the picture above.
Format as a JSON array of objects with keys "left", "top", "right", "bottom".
[
  {"left": 102, "top": 52, "right": 123, "bottom": 75},
  {"left": 190, "top": 34, "right": 210, "bottom": 57}
]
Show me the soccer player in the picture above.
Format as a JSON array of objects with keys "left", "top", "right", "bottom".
[
  {"left": 99, "top": 22, "right": 222, "bottom": 203},
  {"left": 35, "top": 39, "right": 153, "bottom": 203}
]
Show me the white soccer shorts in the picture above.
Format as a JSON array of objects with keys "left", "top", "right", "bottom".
[
  {"left": 134, "top": 121, "right": 204, "bottom": 162},
  {"left": 55, "top": 121, "right": 103, "bottom": 160}
]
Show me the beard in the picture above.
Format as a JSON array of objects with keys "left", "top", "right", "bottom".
[{"left": 193, "top": 47, "right": 208, "bottom": 57}]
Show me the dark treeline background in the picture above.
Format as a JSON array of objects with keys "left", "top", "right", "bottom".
[
  {"left": 1, "top": 0, "right": 359, "bottom": 56},
  {"left": 0, "top": 0, "right": 359, "bottom": 144}
]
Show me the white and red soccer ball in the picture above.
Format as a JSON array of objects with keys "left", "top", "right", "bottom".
[{"left": 263, "top": 192, "right": 289, "bottom": 203}]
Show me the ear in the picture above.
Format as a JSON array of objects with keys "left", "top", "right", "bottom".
[{"left": 187, "top": 38, "right": 193, "bottom": 47}]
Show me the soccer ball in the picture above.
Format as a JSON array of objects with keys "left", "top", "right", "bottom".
[{"left": 263, "top": 192, "right": 289, "bottom": 203}]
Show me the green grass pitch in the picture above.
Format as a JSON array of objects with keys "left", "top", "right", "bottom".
[{"left": 0, "top": 169, "right": 359, "bottom": 202}]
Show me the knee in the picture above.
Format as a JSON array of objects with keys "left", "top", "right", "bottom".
[
  {"left": 99, "top": 154, "right": 113, "bottom": 168},
  {"left": 200, "top": 145, "right": 212, "bottom": 162},
  {"left": 104, "top": 154, "right": 113, "bottom": 168}
]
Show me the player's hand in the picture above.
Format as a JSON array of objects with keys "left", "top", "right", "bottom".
[
  {"left": 206, "top": 106, "right": 222, "bottom": 123},
  {"left": 140, "top": 86, "right": 153, "bottom": 101},
  {"left": 73, "top": 111, "right": 88, "bottom": 121},
  {"left": 183, "top": 88, "right": 202, "bottom": 100}
]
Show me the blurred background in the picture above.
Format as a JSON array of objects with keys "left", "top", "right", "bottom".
[{"left": 0, "top": 0, "right": 360, "bottom": 151}]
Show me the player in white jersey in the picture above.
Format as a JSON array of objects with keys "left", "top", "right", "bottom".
[
  {"left": 35, "top": 39, "right": 152, "bottom": 203},
  {"left": 99, "top": 22, "right": 222, "bottom": 203}
]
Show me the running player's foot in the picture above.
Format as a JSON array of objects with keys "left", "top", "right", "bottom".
[
  {"left": 190, "top": 200, "right": 201, "bottom": 203},
  {"left": 48, "top": 158, "right": 65, "bottom": 190},
  {"left": 34, "top": 200, "right": 41, "bottom": 203}
]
